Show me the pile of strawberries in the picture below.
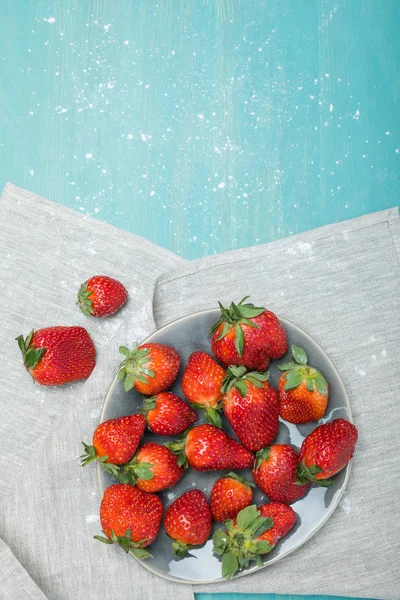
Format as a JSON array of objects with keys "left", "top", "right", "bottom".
[{"left": 16, "top": 281, "right": 358, "bottom": 581}]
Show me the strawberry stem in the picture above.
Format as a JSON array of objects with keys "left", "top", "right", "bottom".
[
  {"left": 278, "top": 345, "right": 328, "bottom": 394},
  {"left": 15, "top": 330, "right": 46, "bottom": 372},
  {"left": 209, "top": 297, "right": 265, "bottom": 353},
  {"left": 212, "top": 505, "right": 273, "bottom": 579},
  {"left": 171, "top": 539, "right": 192, "bottom": 557},
  {"left": 117, "top": 345, "right": 155, "bottom": 392}
]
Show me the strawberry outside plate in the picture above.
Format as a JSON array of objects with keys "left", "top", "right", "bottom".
[{"left": 97, "top": 308, "right": 353, "bottom": 584}]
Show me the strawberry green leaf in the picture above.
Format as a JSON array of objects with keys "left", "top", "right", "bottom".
[
  {"left": 119, "top": 346, "right": 132, "bottom": 357},
  {"left": 25, "top": 330, "right": 34, "bottom": 348},
  {"left": 313, "top": 478, "right": 335, "bottom": 488},
  {"left": 133, "top": 463, "right": 154, "bottom": 480},
  {"left": 297, "top": 461, "right": 325, "bottom": 483},
  {"left": 124, "top": 374, "right": 135, "bottom": 392},
  {"left": 237, "top": 305, "right": 265, "bottom": 318},
  {"left": 142, "top": 397, "right": 157, "bottom": 413},
  {"left": 94, "top": 533, "right": 114, "bottom": 545},
  {"left": 236, "top": 505, "right": 260, "bottom": 532},
  {"left": 228, "top": 365, "right": 247, "bottom": 378},
  {"left": 141, "top": 368, "right": 155, "bottom": 378},
  {"left": 225, "top": 519, "right": 236, "bottom": 535},
  {"left": 16, "top": 335, "right": 26, "bottom": 354},
  {"left": 291, "top": 345, "right": 308, "bottom": 365},
  {"left": 252, "top": 516, "right": 273, "bottom": 538},
  {"left": 79, "top": 442, "right": 97, "bottom": 466},
  {"left": 212, "top": 529, "right": 228, "bottom": 555},
  {"left": 306, "top": 378, "right": 315, "bottom": 392},
  {"left": 314, "top": 373, "right": 328, "bottom": 395},
  {"left": 254, "top": 446, "right": 270, "bottom": 469},
  {"left": 216, "top": 322, "right": 231, "bottom": 341},
  {"left": 131, "top": 547, "right": 152, "bottom": 559},
  {"left": 234, "top": 324, "right": 245, "bottom": 357},
  {"left": 101, "top": 462, "right": 121, "bottom": 478},
  {"left": 171, "top": 539, "right": 191, "bottom": 557},
  {"left": 77, "top": 282, "right": 94, "bottom": 316},
  {"left": 277, "top": 362, "right": 298, "bottom": 371},
  {"left": 246, "top": 378, "right": 263, "bottom": 389},
  {"left": 283, "top": 370, "right": 304, "bottom": 391},
  {"left": 221, "top": 551, "right": 239, "bottom": 580},
  {"left": 24, "top": 347, "right": 46, "bottom": 369},
  {"left": 117, "top": 367, "right": 126, "bottom": 380},
  {"left": 234, "top": 379, "right": 248, "bottom": 397},
  {"left": 247, "top": 371, "right": 270, "bottom": 382},
  {"left": 205, "top": 407, "right": 222, "bottom": 428},
  {"left": 254, "top": 540, "right": 273, "bottom": 554}
]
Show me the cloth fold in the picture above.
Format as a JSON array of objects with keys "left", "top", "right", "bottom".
[{"left": 1, "top": 182, "right": 399, "bottom": 600}]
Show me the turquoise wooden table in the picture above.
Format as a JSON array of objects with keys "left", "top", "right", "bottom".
[{"left": 1, "top": 1, "right": 398, "bottom": 599}]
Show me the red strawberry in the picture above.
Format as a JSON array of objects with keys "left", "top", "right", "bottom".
[
  {"left": 119, "top": 442, "right": 184, "bottom": 492},
  {"left": 16, "top": 326, "right": 96, "bottom": 386},
  {"left": 95, "top": 483, "right": 162, "bottom": 559},
  {"left": 278, "top": 345, "right": 329, "bottom": 424},
  {"left": 212, "top": 503, "right": 296, "bottom": 579},
  {"left": 252, "top": 444, "right": 310, "bottom": 504},
  {"left": 210, "top": 297, "right": 288, "bottom": 370},
  {"left": 78, "top": 275, "right": 128, "bottom": 318},
  {"left": 210, "top": 473, "right": 254, "bottom": 522},
  {"left": 166, "top": 424, "right": 254, "bottom": 471},
  {"left": 80, "top": 414, "right": 146, "bottom": 477},
  {"left": 181, "top": 351, "right": 226, "bottom": 427},
  {"left": 118, "top": 343, "right": 180, "bottom": 395},
  {"left": 221, "top": 366, "right": 279, "bottom": 451},
  {"left": 141, "top": 392, "right": 197, "bottom": 436},
  {"left": 257, "top": 503, "right": 296, "bottom": 546},
  {"left": 298, "top": 418, "right": 358, "bottom": 486},
  {"left": 164, "top": 490, "right": 212, "bottom": 556}
]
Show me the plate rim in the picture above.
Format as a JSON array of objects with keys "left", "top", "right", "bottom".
[{"left": 97, "top": 308, "right": 353, "bottom": 585}]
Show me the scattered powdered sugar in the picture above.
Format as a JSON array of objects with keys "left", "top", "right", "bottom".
[
  {"left": 90, "top": 409, "right": 100, "bottom": 419},
  {"left": 340, "top": 495, "right": 351, "bottom": 514},
  {"left": 297, "top": 241, "right": 313, "bottom": 254},
  {"left": 85, "top": 514, "right": 100, "bottom": 524}
]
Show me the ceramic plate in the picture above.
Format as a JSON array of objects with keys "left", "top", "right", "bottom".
[{"left": 98, "top": 308, "right": 352, "bottom": 584}]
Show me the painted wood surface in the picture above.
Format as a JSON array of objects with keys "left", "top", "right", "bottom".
[
  {"left": 1, "top": 2, "right": 397, "bottom": 599},
  {"left": 1, "top": 0, "right": 399, "bottom": 262}
]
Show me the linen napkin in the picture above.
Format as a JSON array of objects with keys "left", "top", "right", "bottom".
[
  {"left": 1, "top": 182, "right": 399, "bottom": 600},
  {"left": 0, "top": 182, "right": 190, "bottom": 600},
  {"left": 154, "top": 207, "right": 400, "bottom": 600}
]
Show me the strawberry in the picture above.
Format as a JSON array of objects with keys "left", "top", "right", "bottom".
[
  {"left": 212, "top": 503, "right": 296, "bottom": 579},
  {"left": 252, "top": 444, "right": 310, "bottom": 504},
  {"left": 164, "top": 490, "right": 212, "bottom": 556},
  {"left": 257, "top": 503, "right": 297, "bottom": 546},
  {"left": 141, "top": 392, "right": 197, "bottom": 436},
  {"left": 77, "top": 275, "right": 128, "bottom": 318},
  {"left": 80, "top": 414, "right": 146, "bottom": 477},
  {"left": 118, "top": 343, "right": 180, "bottom": 395},
  {"left": 95, "top": 483, "right": 162, "bottom": 559},
  {"left": 181, "top": 351, "right": 225, "bottom": 427},
  {"left": 298, "top": 418, "right": 358, "bottom": 486},
  {"left": 119, "top": 442, "right": 184, "bottom": 492},
  {"left": 210, "top": 296, "right": 288, "bottom": 370},
  {"left": 221, "top": 366, "right": 279, "bottom": 451},
  {"left": 210, "top": 473, "right": 254, "bottom": 522},
  {"left": 277, "top": 345, "right": 329, "bottom": 423},
  {"left": 166, "top": 424, "right": 254, "bottom": 471},
  {"left": 16, "top": 326, "right": 96, "bottom": 386}
]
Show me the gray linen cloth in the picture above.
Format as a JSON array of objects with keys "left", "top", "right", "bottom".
[{"left": 1, "top": 182, "right": 399, "bottom": 600}]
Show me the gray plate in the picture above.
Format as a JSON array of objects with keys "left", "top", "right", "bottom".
[{"left": 98, "top": 308, "right": 352, "bottom": 584}]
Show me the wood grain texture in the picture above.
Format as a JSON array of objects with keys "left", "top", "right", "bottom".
[
  {"left": 1, "top": 0, "right": 399, "bottom": 261},
  {"left": 0, "top": 2, "right": 397, "bottom": 599}
]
